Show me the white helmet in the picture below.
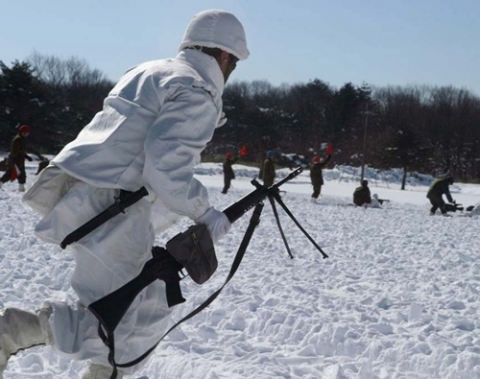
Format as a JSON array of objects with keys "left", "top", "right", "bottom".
[{"left": 179, "top": 9, "right": 249, "bottom": 61}]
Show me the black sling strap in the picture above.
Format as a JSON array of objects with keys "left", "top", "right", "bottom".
[
  {"left": 60, "top": 187, "right": 149, "bottom": 249},
  {"left": 98, "top": 202, "right": 265, "bottom": 379}
]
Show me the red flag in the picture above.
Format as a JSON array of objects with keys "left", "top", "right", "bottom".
[
  {"left": 326, "top": 142, "right": 333, "bottom": 155},
  {"left": 10, "top": 164, "right": 20, "bottom": 181},
  {"left": 240, "top": 145, "right": 247, "bottom": 157}
]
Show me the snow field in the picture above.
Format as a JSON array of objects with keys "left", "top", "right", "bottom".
[{"left": 1, "top": 161, "right": 480, "bottom": 378}]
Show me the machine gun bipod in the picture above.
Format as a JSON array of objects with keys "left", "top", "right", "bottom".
[{"left": 224, "top": 166, "right": 328, "bottom": 259}]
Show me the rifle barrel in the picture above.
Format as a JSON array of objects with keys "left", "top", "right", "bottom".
[{"left": 223, "top": 167, "right": 303, "bottom": 223}]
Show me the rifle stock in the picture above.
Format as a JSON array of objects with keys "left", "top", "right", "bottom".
[{"left": 88, "top": 247, "right": 185, "bottom": 334}]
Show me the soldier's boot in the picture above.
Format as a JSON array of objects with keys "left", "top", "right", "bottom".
[
  {"left": 81, "top": 364, "right": 124, "bottom": 379},
  {"left": 0, "top": 307, "right": 52, "bottom": 377},
  {"left": 310, "top": 197, "right": 317, "bottom": 203},
  {"left": 18, "top": 184, "right": 25, "bottom": 192}
]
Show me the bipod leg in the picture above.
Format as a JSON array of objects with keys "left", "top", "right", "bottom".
[
  {"left": 267, "top": 194, "right": 294, "bottom": 259},
  {"left": 272, "top": 193, "right": 329, "bottom": 259},
  {"left": 235, "top": 202, "right": 264, "bottom": 261}
]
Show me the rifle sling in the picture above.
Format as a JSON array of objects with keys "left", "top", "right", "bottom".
[{"left": 60, "top": 187, "right": 148, "bottom": 249}]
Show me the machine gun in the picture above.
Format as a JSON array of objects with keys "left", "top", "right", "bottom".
[
  {"left": 445, "top": 201, "right": 464, "bottom": 212},
  {"left": 87, "top": 167, "right": 328, "bottom": 378},
  {"left": 223, "top": 167, "right": 328, "bottom": 259}
]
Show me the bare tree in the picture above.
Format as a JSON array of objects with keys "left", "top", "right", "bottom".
[{"left": 28, "top": 52, "right": 110, "bottom": 88}]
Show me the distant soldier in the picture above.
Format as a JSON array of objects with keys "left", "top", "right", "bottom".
[
  {"left": 353, "top": 180, "right": 371, "bottom": 206},
  {"left": 309, "top": 151, "right": 332, "bottom": 203},
  {"left": 0, "top": 125, "right": 32, "bottom": 192},
  {"left": 222, "top": 152, "right": 238, "bottom": 194},
  {"left": 353, "top": 180, "right": 382, "bottom": 208},
  {"left": 427, "top": 176, "right": 455, "bottom": 215},
  {"left": 262, "top": 150, "right": 276, "bottom": 187}
]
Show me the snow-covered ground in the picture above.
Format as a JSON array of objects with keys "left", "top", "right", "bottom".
[{"left": 1, "top": 159, "right": 480, "bottom": 379}]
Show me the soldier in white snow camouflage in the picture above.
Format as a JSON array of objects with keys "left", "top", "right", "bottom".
[{"left": 0, "top": 9, "right": 249, "bottom": 379}]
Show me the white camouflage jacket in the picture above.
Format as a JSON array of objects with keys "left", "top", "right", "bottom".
[{"left": 51, "top": 49, "right": 224, "bottom": 221}]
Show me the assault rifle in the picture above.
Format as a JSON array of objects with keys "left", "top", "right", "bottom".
[{"left": 87, "top": 167, "right": 328, "bottom": 378}]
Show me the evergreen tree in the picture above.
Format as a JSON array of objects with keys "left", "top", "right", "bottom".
[{"left": 0, "top": 60, "right": 52, "bottom": 152}]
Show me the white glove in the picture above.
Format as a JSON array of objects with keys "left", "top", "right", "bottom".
[
  {"left": 195, "top": 206, "right": 231, "bottom": 243},
  {"left": 216, "top": 112, "right": 227, "bottom": 128}
]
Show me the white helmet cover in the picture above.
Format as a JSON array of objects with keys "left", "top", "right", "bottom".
[{"left": 179, "top": 9, "right": 249, "bottom": 61}]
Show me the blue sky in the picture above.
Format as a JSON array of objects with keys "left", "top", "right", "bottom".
[{"left": 2, "top": 0, "right": 479, "bottom": 96}]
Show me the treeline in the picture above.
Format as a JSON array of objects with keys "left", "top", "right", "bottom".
[
  {"left": 214, "top": 80, "right": 480, "bottom": 183},
  {"left": 0, "top": 52, "right": 114, "bottom": 154},
  {"left": 1, "top": 53, "right": 480, "bottom": 182}
]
